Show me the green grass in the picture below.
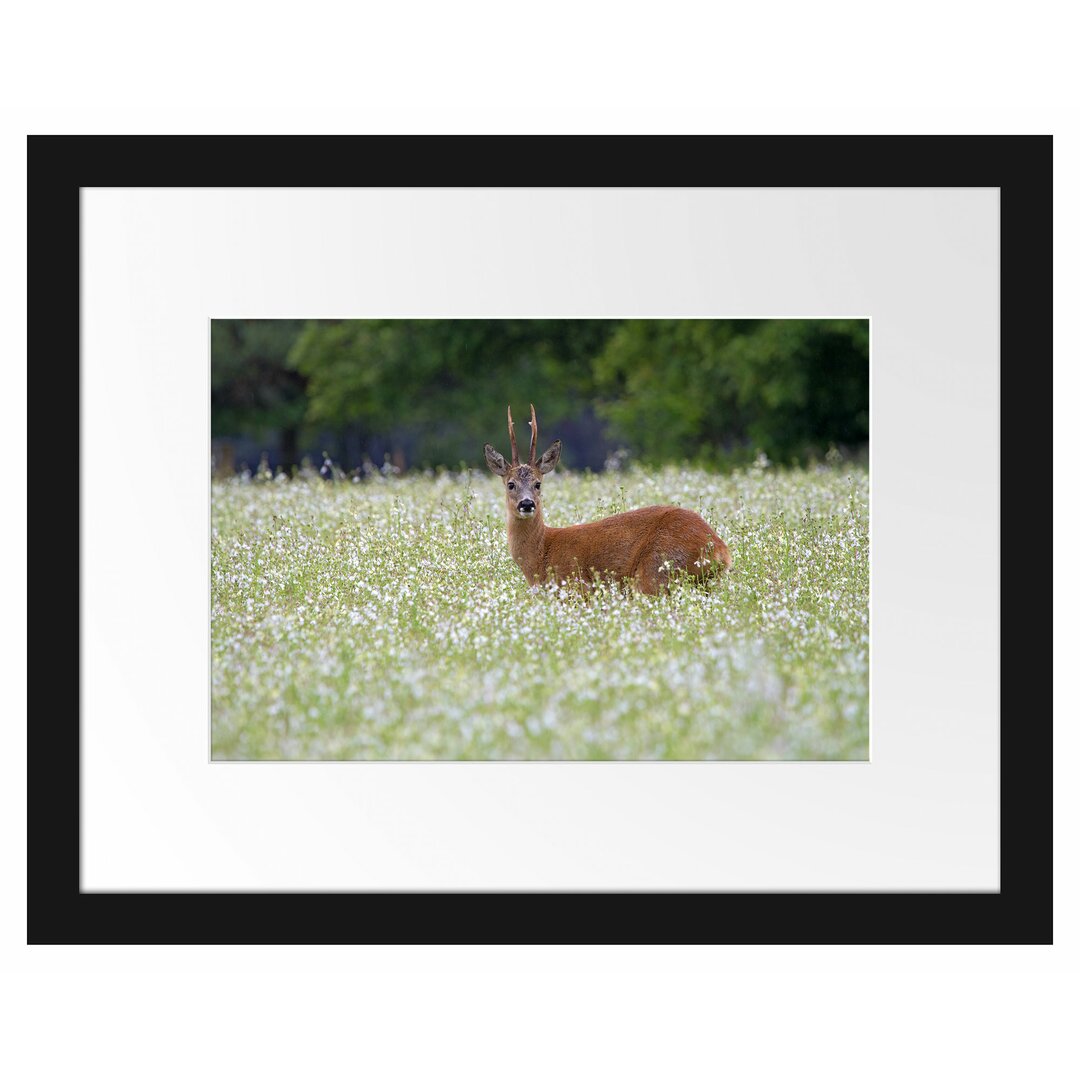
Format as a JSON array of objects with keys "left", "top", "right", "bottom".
[{"left": 211, "top": 461, "right": 869, "bottom": 760}]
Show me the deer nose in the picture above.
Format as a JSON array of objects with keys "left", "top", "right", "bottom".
[{"left": 518, "top": 499, "right": 535, "bottom": 513}]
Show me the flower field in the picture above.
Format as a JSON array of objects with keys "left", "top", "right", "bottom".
[{"left": 211, "top": 462, "right": 869, "bottom": 760}]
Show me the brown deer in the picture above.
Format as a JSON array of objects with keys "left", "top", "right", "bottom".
[{"left": 484, "top": 405, "right": 732, "bottom": 594}]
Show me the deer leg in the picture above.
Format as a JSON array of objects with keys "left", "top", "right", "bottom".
[
  {"left": 634, "top": 555, "right": 668, "bottom": 595},
  {"left": 634, "top": 566, "right": 661, "bottom": 594},
  {"left": 690, "top": 538, "right": 732, "bottom": 582}
]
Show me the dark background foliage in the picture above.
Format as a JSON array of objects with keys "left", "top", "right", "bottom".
[{"left": 211, "top": 318, "right": 869, "bottom": 473}]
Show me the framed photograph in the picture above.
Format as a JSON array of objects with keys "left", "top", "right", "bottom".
[{"left": 31, "top": 135, "right": 1050, "bottom": 941}]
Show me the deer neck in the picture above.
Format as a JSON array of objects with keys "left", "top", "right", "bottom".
[{"left": 507, "top": 509, "right": 548, "bottom": 583}]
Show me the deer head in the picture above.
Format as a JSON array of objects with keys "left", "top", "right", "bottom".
[{"left": 484, "top": 404, "right": 561, "bottom": 520}]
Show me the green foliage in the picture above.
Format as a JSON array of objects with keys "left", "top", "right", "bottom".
[
  {"left": 212, "top": 318, "right": 868, "bottom": 470},
  {"left": 288, "top": 319, "right": 617, "bottom": 467},
  {"left": 211, "top": 319, "right": 308, "bottom": 442},
  {"left": 592, "top": 319, "right": 869, "bottom": 464}
]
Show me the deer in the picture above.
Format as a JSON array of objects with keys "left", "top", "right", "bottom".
[{"left": 484, "top": 405, "right": 732, "bottom": 595}]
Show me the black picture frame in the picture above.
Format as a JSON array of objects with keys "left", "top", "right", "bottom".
[{"left": 29, "top": 135, "right": 1051, "bottom": 943}]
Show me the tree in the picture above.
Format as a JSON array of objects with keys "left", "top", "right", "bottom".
[
  {"left": 210, "top": 318, "right": 869, "bottom": 472},
  {"left": 592, "top": 319, "right": 869, "bottom": 463},
  {"left": 288, "top": 319, "right": 619, "bottom": 468},
  {"left": 211, "top": 320, "right": 308, "bottom": 460}
]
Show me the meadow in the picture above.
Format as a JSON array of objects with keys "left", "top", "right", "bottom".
[{"left": 211, "top": 460, "right": 869, "bottom": 760}]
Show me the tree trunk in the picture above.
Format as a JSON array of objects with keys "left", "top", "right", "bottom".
[{"left": 281, "top": 426, "right": 299, "bottom": 468}]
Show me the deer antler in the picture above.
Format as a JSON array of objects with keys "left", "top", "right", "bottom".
[
  {"left": 529, "top": 403, "right": 538, "bottom": 464},
  {"left": 507, "top": 405, "right": 520, "bottom": 465}
]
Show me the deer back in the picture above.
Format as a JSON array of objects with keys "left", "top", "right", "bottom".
[{"left": 543, "top": 505, "right": 731, "bottom": 592}]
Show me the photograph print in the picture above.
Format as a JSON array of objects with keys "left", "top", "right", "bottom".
[{"left": 211, "top": 318, "right": 869, "bottom": 760}]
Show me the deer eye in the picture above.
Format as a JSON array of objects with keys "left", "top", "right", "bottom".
[
  {"left": 507, "top": 481, "right": 516, "bottom": 491},
  {"left": 534, "top": 482, "right": 541, "bottom": 490}
]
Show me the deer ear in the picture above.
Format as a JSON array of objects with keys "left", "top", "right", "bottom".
[
  {"left": 484, "top": 444, "right": 509, "bottom": 476},
  {"left": 537, "top": 440, "right": 561, "bottom": 474}
]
